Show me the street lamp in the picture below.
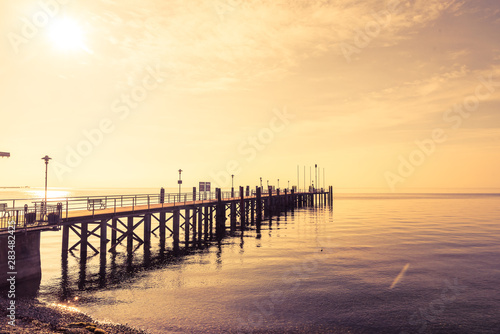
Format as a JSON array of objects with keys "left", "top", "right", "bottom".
[
  {"left": 260, "top": 177, "right": 262, "bottom": 188},
  {"left": 42, "top": 155, "right": 52, "bottom": 214},
  {"left": 178, "top": 169, "right": 183, "bottom": 200},
  {"left": 277, "top": 179, "right": 279, "bottom": 189},
  {"left": 288, "top": 180, "right": 290, "bottom": 190}
]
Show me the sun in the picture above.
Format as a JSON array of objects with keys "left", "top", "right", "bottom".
[{"left": 48, "top": 18, "right": 89, "bottom": 53}]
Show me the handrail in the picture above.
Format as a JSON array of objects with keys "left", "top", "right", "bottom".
[{"left": 1, "top": 188, "right": 319, "bottom": 231}]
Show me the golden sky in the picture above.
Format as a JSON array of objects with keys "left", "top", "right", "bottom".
[{"left": 1, "top": 0, "right": 499, "bottom": 191}]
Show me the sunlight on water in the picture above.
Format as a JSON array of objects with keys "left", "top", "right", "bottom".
[{"left": 27, "top": 189, "right": 72, "bottom": 200}]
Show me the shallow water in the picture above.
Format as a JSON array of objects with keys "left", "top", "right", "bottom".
[{"left": 3, "top": 189, "right": 500, "bottom": 333}]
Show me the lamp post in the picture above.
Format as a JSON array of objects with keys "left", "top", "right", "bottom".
[
  {"left": 277, "top": 179, "right": 279, "bottom": 189},
  {"left": 260, "top": 177, "right": 262, "bottom": 188},
  {"left": 42, "top": 155, "right": 52, "bottom": 214},
  {"left": 288, "top": 180, "right": 290, "bottom": 190},
  {"left": 178, "top": 169, "right": 183, "bottom": 200},
  {"left": 231, "top": 174, "right": 234, "bottom": 197}
]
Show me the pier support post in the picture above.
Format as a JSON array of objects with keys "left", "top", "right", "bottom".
[
  {"left": 111, "top": 218, "right": 117, "bottom": 249},
  {"left": 204, "top": 206, "right": 209, "bottom": 240},
  {"left": 192, "top": 207, "right": 197, "bottom": 240},
  {"left": 251, "top": 199, "right": 255, "bottom": 224},
  {"left": 240, "top": 186, "right": 245, "bottom": 230},
  {"left": 62, "top": 225, "right": 69, "bottom": 253},
  {"left": 209, "top": 206, "right": 214, "bottom": 239},
  {"left": 81, "top": 222, "right": 88, "bottom": 259},
  {"left": 256, "top": 187, "right": 262, "bottom": 222},
  {"left": 185, "top": 208, "right": 190, "bottom": 244},
  {"left": 173, "top": 209, "right": 180, "bottom": 248},
  {"left": 100, "top": 219, "right": 107, "bottom": 257},
  {"left": 127, "top": 217, "right": 134, "bottom": 253},
  {"left": 216, "top": 189, "right": 225, "bottom": 239},
  {"left": 159, "top": 212, "right": 166, "bottom": 248},
  {"left": 144, "top": 214, "right": 151, "bottom": 247},
  {"left": 198, "top": 207, "right": 203, "bottom": 241},
  {"left": 276, "top": 189, "right": 281, "bottom": 214},
  {"left": 230, "top": 202, "right": 236, "bottom": 231}
]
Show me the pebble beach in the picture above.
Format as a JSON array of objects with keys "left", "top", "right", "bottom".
[{"left": 0, "top": 297, "right": 148, "bottom": 334}]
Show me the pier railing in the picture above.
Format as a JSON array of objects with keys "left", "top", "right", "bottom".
[{"left": 1, "top": 188, "right": 316, "bottom": 231}]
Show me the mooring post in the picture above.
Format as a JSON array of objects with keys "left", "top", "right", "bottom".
[
  {"left": 62, "top": 224, "right": 69, "bottom": 253},
  {"left": 144, "top": 213, "right": 151, "bottom": 247},
  {"left": 81, "top": 222, "right": 88, "bottom": 259},
  {"left": 240, "top": 186, "right": 245, "bottom": 230},
  {"left": 185, "top": 208, "right": 190, "bottom": 244}
]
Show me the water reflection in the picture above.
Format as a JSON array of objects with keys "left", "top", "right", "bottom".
[{"left": 51, "top": 219, "right": 277, "bottom": 303}]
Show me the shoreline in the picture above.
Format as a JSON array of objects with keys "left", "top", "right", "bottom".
[{"left": 0, "top": 297, "right": 149, "bottom": 334}]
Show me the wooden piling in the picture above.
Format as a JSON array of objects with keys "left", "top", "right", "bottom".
[
  {"left": 240, "top": 186, "right": 245, "bottom": 230},
  {"left": 62, "top": 224, "right": 69, "bottom": 253},
  {"left": 256, "top": 187, "right": 262, "bottom": 222},
  {"left": 192, "top": 207, "right": 197, "bottom": 240},
  {"left": 230, "top": 202, "right": 237, "bottom": 231},
  {"left": 198, "top": 207, "right": 203, "bottom": 240},
  {"left": 184, "top": 208, "right": 190, "bottom": 243},
  {"left": 111, "top": 218, "right": 117, "bottom": 248},
  {"left": 173, "top": 209, "right": 180, "bottom": 245},
  {"left": 81, "top": 222, "right": 88, "bottom": 259},
  {"left": 159, "top": 212, "right": 166, "bottom": 247},
  {"left": 100, "top": 219, "right": 107, "bottom": 259},
  {"left": 204, "top": 206, "right": 209, "bottom": 240},
  {"left": 144, "top": 214, "right": 151, "bottom": 246},
  {"left": 127, "top": 216, "right": 134, "bottom": 253}
]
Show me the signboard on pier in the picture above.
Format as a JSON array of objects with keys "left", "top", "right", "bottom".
[{"left": 199, "top": 182, "right": 211, "bottom": 192}]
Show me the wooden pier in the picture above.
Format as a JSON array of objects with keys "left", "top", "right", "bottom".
[{"left": 1, "top": 186, "right": 333, "bottom": 260}]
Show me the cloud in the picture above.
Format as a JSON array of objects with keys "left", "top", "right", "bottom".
[{"left": 71, "top": 0, "right": 463, "bottom": 92}]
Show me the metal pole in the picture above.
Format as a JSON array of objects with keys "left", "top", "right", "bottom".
[
  {"left": 178, "top": 169, "right": 183, "bottom": 199},
  {"left": 297, "top": 165, "right": 299, "bottom": 191},
  {"left": 303, "top": 166, "right": 305, "bottom": 192},
  {"left": 315, "top": 164, "right": 318, "bottom": 191}
]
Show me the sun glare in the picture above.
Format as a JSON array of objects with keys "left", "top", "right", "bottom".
[{"left": 48, "top": 18, "right": 88, "bottom": 52}]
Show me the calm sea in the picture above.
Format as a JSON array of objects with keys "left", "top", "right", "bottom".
[{"left": 1, "top": 188, "right": 500, "bottom": 333}]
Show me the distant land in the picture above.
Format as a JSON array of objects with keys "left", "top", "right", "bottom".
[{"left": 0, "top": 186, "right": 30, "bottom": 189}]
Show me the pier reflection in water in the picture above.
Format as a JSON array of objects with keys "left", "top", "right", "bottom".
[{"left": 44, "top": 208, "right": 296, "bottom": 304}]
